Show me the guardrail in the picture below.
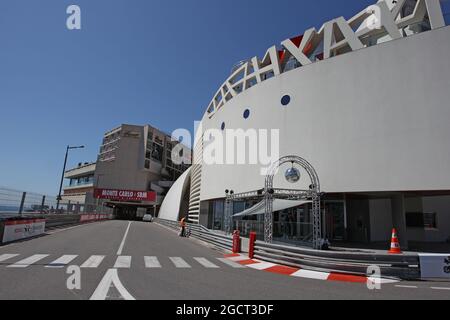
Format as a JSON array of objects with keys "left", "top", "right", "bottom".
[
  {"left": 252, "top": 240, "right": 420, "bottom": 280},
  {"left": 0, "top": 213, "right": 114, "bottom": 245},
  {"left": 156, "top": 219, "right": 420, "bottom": 279},
  {"left": 155, "top": 218, "right": 233, "bottom": 251}
]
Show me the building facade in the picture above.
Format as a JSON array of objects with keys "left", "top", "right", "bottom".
[
  {"left": 160, "top": 0, "right": 450, "bottom": 248},
  {"left": 62, "top": 162, "right": 97, "bottom": 213},
  {"left": 95, "top": 124, "right": 191, "bottom": 220}
]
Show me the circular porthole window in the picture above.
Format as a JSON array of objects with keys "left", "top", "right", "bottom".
[
  {"left": 221, "top": 122, "right": 226, "bottom": 131},
  {"left": 281, "top": 95, "right": 291, "bottom": 106},
  {"left": 243, "top": 109, "right": 250, "bottom": 119}
]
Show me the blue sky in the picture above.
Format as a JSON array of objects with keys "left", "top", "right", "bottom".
[{"left": 0, "top": 0, "right": 394, "bottom": 195}]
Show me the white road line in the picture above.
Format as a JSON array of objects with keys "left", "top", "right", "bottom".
[
  {"left": 90, "top": 269, "right": 135, "bottom": 300},
  {"left": 246, "top": 262, "right": 276, "bottom": 270},
  {"left": 0, "top": 254, "right": 19, "bottom": 263},
  {"left": 144, "top": 256, "right": 162, "bottom": 268},
  {"left": 116, "top": 221, "right": 132, "bottom": 256},
  {"left": 194, "top": 257, "right": 220, "bottom": 268},
  {"left": 114, "top": 256, "right": 132, "bottom": 269},
  {"left": 216, "top": 258, "right": 246, "bottom": 268},
  {"left": 7, "top": 254, "right": 49, "bottom": 268},
  {"left": 395, "top": 285, "right": 419, "bottom": 289},
  {"left": 228, "top": 255, "right": 252, "bottom": 262},
  {"left": 291, "top": 269, "right": 330, "bottom": 280},
  {"left": 169, "top": 257, "right": 191, "bottom": 268},
  {"left": 81, "top": 255, "right": 105, "bottom": 268},
  {"left": 431, "top": 287, "right": 450, "bottom": 291},
  {"left": 377, "top": 278, "right": 399, "bottom": 284},
  {"left": 46, "top": 255, "right": 78, "bottom": 268}
]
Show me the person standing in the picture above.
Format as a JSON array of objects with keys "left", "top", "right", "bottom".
[{"left": 179, "top": 216, "right": 187, "bottom": 237}]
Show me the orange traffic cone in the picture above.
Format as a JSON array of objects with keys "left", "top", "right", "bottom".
[{"left": 389, "top": 228, "right": 402, "bottom": 254}]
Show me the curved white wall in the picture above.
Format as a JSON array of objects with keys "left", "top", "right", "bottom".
[
  {"left": 159, "top": 167, "right": 191, "bottom": 221},
  {"left": 197, "top": 26, "right": 450, "bottom": 202}
]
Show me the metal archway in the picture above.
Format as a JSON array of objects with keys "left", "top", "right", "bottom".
[{"left": 264, "top": 156, "right": 322, "bottom": 249}]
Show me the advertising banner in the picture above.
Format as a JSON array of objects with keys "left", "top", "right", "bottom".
[
  {"left": 94, "top": 188, "right": 157, "bottom": 202},
  {"left": 2, "top": 219, "right": 46, "bottom": 243},
  {"left": 419, "top": 254, "right": 450, "bottom": 279}
]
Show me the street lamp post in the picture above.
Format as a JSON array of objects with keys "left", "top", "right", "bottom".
[{"left": 56, "top": 145, "right": 85, "bottom": 211}]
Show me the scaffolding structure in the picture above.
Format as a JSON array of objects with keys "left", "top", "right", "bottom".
[{"left": 225, "top": 156, "right": 323, "bottom": 250}]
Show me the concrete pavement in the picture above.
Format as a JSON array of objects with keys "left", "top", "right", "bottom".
[{"left": 0, "top": 220, "right": 449, "bottom": 300}]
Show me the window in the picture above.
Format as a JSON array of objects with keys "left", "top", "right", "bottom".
[
  {"left": 221, "top": 122, "right": 226, "bottom": 131},
  {"left": 423, "top": 212, "right": 438, "bottom": 229},
  {"left": 281, "top": 95, "right": 291, "bottom": 106},
  {"left": 243, "top": 109, "right": 250, "bottom": 119},
  {"left": 406, "top": 212, "right": 425, "bottom": 228}
]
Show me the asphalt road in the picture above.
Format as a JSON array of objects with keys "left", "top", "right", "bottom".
[{"left": 0, "top": 220, "right": 449, "bottom": 300}]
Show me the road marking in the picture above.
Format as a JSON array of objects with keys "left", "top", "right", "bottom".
[
  {"left": 144, "top": 256, "right": 162, "bottom": 268},
  {"left": 194, "top": 257, "right": 219, "bottom": 268},
  {"left": 0, "top": 254, "right": 19, "bottom": 263},
  {"left": 290, "top": 269, "right": 330, "bottom": 280},
  {"left": 216, "top": 258, "right": 246, "bottom": 268},
  {"left": 431, "top": 287, "right": 450, "bottom": 291},
  {"left": 116, "top": 221, "right": 132, "bottom": 255},
  {"left": 395, "top": 285, "right": 419, "bottom": 289},
  {"left": 247, "top": 262, "right": 276, "bottom": 270},
  {"left": 7, "top": 254, "right": 49, "bottom": 268},
  {"left": 228, "top": 255, "right": 252, "bottom": 262},
  {"left": 90, "top": 269, "right": 135, "bottom": 300},
  {"left": 81, "top": 255, "right": 105, "bottom": 268},
  {"left": 169, "top": 257, "right": 191, "bottom": 268},
  {"left": 46, "top": 255, "right": 78, "bottom": 268},
  {"left": 376, "top": 278, "right": 399, "bottom": 284},
  {"left": 114, "top": 256, "right": 131, "bottom": 269}
]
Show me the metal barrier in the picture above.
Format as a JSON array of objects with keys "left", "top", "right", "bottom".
[
  {"left": 155, "top": 218, "right": 234, "bottom": 251},
  {"left": 0, "top": 187, "right": 113, "bottom": 218},
  {"left": 0, "top": 213, "right": 114, "bottom": 245},
  {"left": 156, "top": 218, "right": 420, "bottom": 279},
  {"left": 252, "top": 240, "right": 420, "bottom": 280}
]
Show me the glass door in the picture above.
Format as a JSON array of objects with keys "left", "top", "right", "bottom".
[{"left": 324, "top": 201, "right": 346, "bottom": 241}]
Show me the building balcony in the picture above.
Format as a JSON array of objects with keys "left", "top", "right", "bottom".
[{"left": 64, "top": 163, "right": 96, "bottom": 179}]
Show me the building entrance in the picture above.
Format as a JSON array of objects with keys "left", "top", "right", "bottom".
[{"left": 324, "top": 201, "right": 346, "bottom": 241}]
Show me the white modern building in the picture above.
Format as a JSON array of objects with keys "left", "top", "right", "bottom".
[{"left": 160, "top": 0, "right": 450, "bottom": 249}]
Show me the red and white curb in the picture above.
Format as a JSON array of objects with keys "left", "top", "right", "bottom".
[{"left": 224, "top": 254, "right": 399, "bottom": 284}]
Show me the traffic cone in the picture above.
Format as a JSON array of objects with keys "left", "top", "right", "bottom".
[{"left": 389, "top": 228, "right": 402, "bottom": 254}]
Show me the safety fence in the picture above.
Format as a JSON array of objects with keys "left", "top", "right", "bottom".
[
  {"left": 0, "top": 213, "right": 114, "bottom": 245},
  {"left": 250, "top": 239, "right": 420, "bottom": 280},
  {"left": 0, "top": 187, "right": 112, "bottom": 219},
  {"left": 156, "top": 218, "right": 421, "bottom": 279},
  {"left": 155, "top": 218, "right": 234, "bottom": 251}
]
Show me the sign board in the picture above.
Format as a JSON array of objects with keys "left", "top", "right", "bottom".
[
  {"left": 419, "top": 254, "right": 450, "bottom": 279},
  {"left": 2, "top": 219, "right": 46, "bottom": 243},
  {"left": 94, "top": 188, "right": 157, "bottom": 202}
]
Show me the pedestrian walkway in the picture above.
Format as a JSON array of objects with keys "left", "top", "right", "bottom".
[{"left": 0, "top": 253, "right": 246, "bottom": 270}]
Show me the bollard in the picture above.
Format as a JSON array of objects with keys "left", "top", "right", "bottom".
[
  {"left": 249, "top": 232, "right": 257, "bottom": 259},
  {"left": 232, "top": 230, "right": 241, "bottom": 254}
]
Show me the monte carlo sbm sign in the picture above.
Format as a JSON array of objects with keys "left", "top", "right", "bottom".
[{"left": 94, "top": 188, "right": 157, "bottom": 203}]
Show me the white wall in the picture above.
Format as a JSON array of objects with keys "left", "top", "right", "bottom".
[
  {"left": 159, "top": 168, "right": 191, "bottom": 221},
  {"left": 197, "top": 26, "right": 450, "bottom": 201}
]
